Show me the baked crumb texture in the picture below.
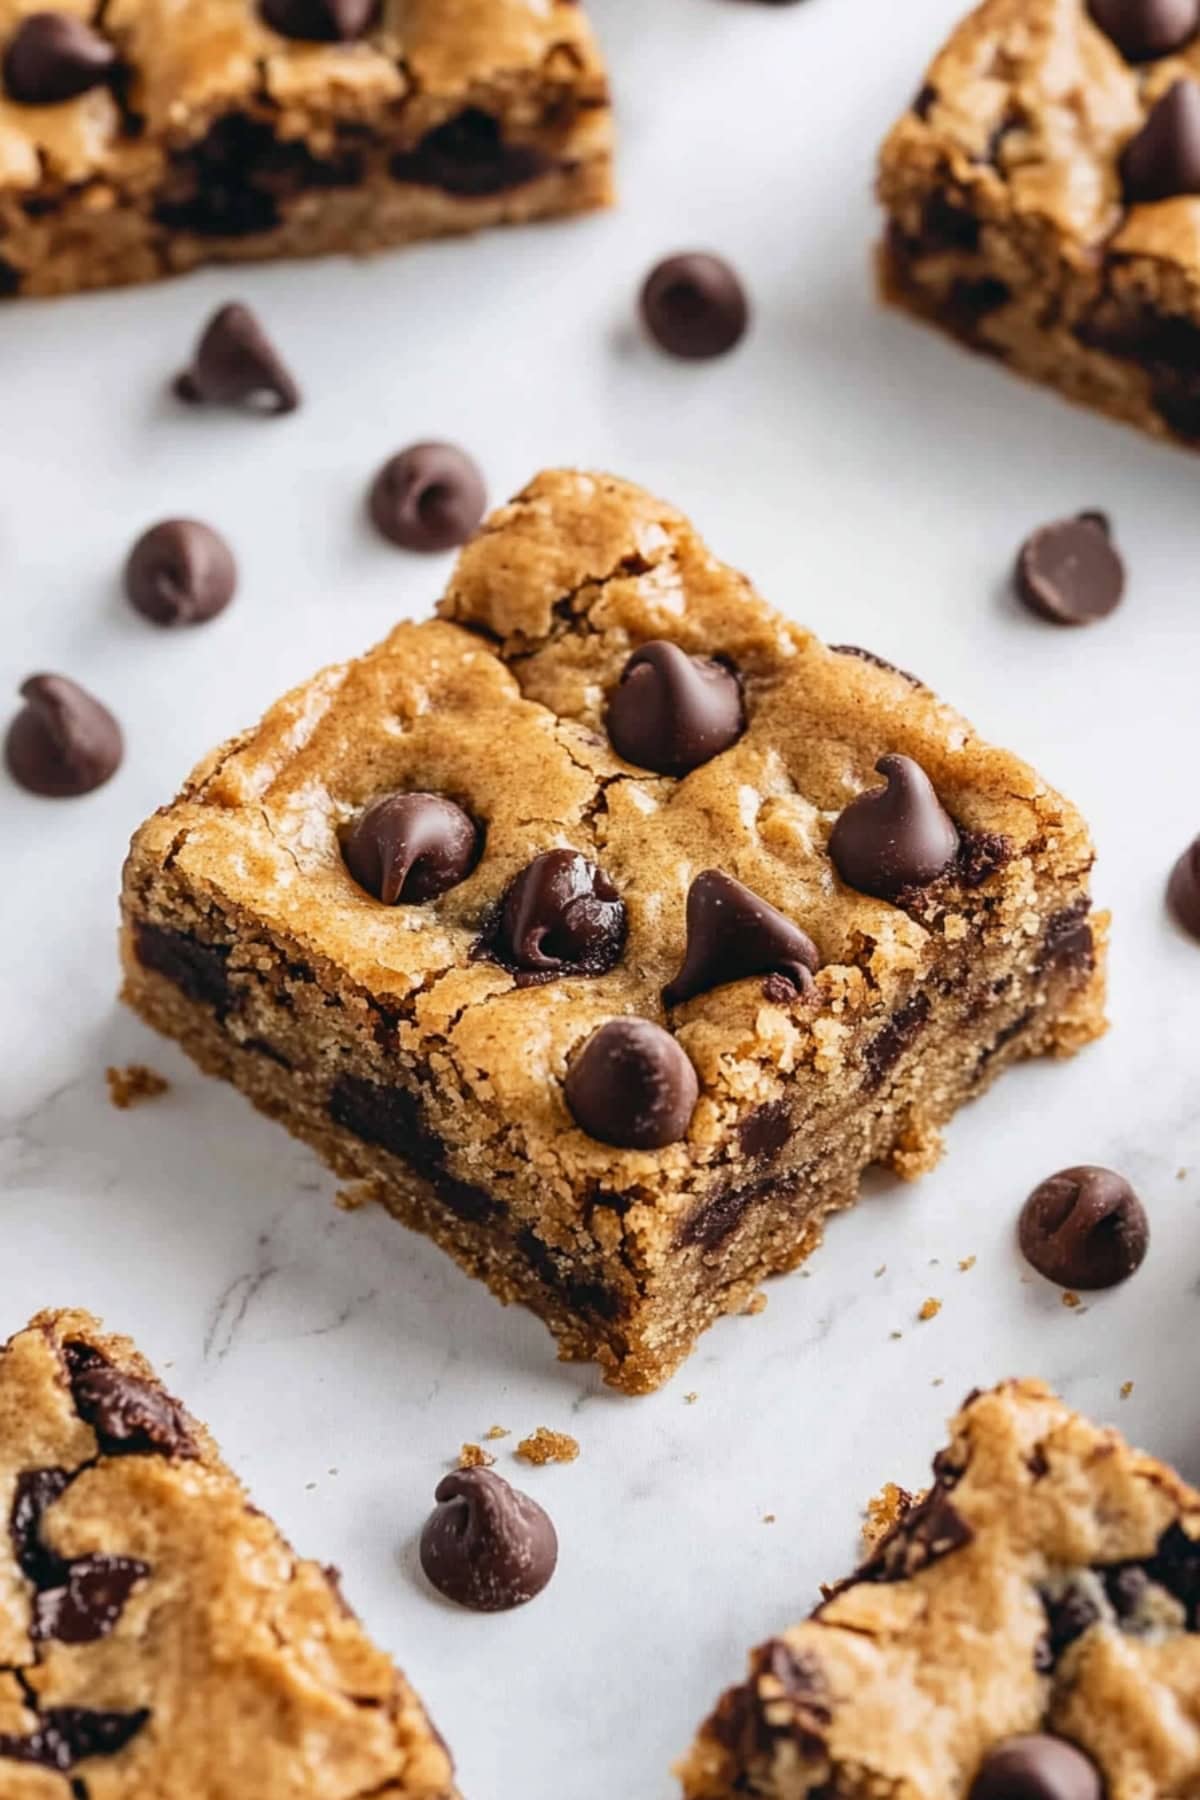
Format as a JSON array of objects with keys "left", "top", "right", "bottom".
[
  {"left": 105, "top": 1063, "right": 168, "bottom": 1109},
  {"left": 120, "top": 468, "right": 1106, "bottom": 1396},
  {"left": 0, "top": 0, "right": 611, "bottom": 300},
  {"left": 514, "top": 1428, "right": 579, "bottom": 1467},
  {"left": 878, "top": 0, "right": 1200, "bottom": 448},
  {"left": 0, "top": 1307, "right": 456, "bottom": 1798},
  {"left": 678, "top": 1380, "right": 1200, "bottom": 1799}
]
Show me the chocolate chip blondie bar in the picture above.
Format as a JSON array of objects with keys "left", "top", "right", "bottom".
[
  {"left": 0, "top": 1307, "right": 456, "bottom": 1797},
  {"left": 120, "top": 469, "right": 1106, "bottom": 1395},
  {"left": 678, "top": 1380, "right": 1200, "bottom": 1799},
  {"left": 0, "top": 0, "right": 611, "bottom": 300},
  {"left": 879, "top": 0, "right": 1200, "bottom": 448}
]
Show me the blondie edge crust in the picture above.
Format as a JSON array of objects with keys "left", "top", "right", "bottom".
[
  {"left": 0, "top": 0, "right": 611, "bottom": 300},
  {"left": 120, "top": 469, "right": 1106, "bottom": 1395},
  {"left": 0, "top": 1307, "right": 456, "bottom": 1798}
]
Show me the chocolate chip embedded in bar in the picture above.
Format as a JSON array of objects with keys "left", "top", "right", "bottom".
[
  {"left": 678, "top": 1381, "right": 1200, "bottom": 1800},
  {"left": 0, "top": 0, "right": 612, "bottom": 300},
  {"left": 0, "top": 1308, "right": 457, "bottom": 1797},
  {"left": 120, "top": 468, "right": 1106, "bottom": 1395}
]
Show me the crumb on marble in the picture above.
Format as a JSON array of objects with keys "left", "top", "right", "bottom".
[
  {"left": 106, "top": 1063, "right": 168, "bottom": 1109},
  {"left": 744, "top": 1290, "right": 767, "bottom": 1317},
  {"left": 890, "top": 1330, "right": 903, "bottom": 1341},
  {"left": 932, "top": 1377, "right": 944, "bottom": 1387},
  {"left": 483, "top": 1425, "right": 509, "bottom": 1441},
  {"left": 958, "top": 1255, "right": 976, "bottom": 1272},
  {"left": 918, "top": 1297, "right": 942, "bottom": 1322},
  {"left": 762, "top": 1513, "right": 776, "bottom": 1525},
  {"left": 336, "top": 1183, "right": 371, "bottom": 1211},
  {"left": 1178, "top": 1168, "right": 1188, "bottom": 1181},
  {"left": 684, "top": 1392, "right": 698, "bottom": 1405},
  {"left": 458, "top": 1443, "right": 495, "bottom": 1470},
  {"left": 1120, "top": 1380, "right": 1134, "bottom": 1399},
  {"left": 1062, "top": 1291, "right": 1082, "bottom": 1310},
  {"left": 515, "top": 1427, "right": 579, "bottom": 1466},
  {"left": 874, "top": 1264, "right": 887, "bottom": 1278},
  {"left": 862, "top": 1482, "right": 915, "bottom": 1552}
]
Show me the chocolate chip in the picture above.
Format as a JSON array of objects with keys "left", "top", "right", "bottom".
[
  {"left": 5, "top": 675, "right": 122, "bottom": 798},
  {"left": 174, "top": 302, "right": 300, "bottom": 414},
  {"left": 1122, "top": 80, "right": 1200, "bottom": 203},
  {"left": 2, "top": 12, "right": 115, "bottom": 105},
  {"left": 133, "top": 920, "right": 232, "bottom": 1012},
  {"left": 66, "top": 1346, "right": 196, "bottom": 1458},
  {"left": 1168, "top": 836, "right": 1200, "bottom": 939},
  {"left": 0, "top": 1707, "right": 150, "bottom": 1772},
  {"left": 419, "top": 1468, "right": 557, "bottom": 1611},
  {"left": 124, "top": 519, "right": 237, "bottom": 627},
  {"left": 1018, "top": 1166, "right": 1149, "bottom": 1290},
  {"left": 368, "top": 442, "right": 486, "bottom": 552},
  {"left": 341, "top": 793, "right": 481, "bottom": 904},
  {"left": 1038, "top": 1581, "right": 1101, "bottom": 1665},
  {"left": 495, "top": 849, "right": 626, "bottom": 978},
  {"left": 640, "top": 253, "right": 749, "bottom": 359},
  {"left": 606, "top": 641, "right": 744, "bottom": 776},
  {"left": 738, "top": 1100, "right": 791, "bottom": 1162},
  {"left": 260, "top": 0, "right": 378, "bottom": 39},
  {"left": 663, "top": 871, "right": 818, "bottom": 1006},
  {"left": 1104, "top": 1564, "right": 1150, "bottom": 1617},
  {"left": 390, "top": 108, "right": 550, "bottom": 197},
  {"left": 864, "top": 990, "right": 931, "bottom": 1087},
  {"left": 1014, "top": 514, "right": 1125, "bottom": 626},
  {"left": 33, "top": 1555, "right": 149, "bottom": 1644},
  {"left": 857, "top": 1486, "right": 973, "bottom": 1583},
  {"left": 1090, "top": 0, "right": 1200, "bottom": 60},
  {"left": 1042, "top": 899, "right": 1096, "bottom": 973},
  {"left": 564, "top": 1018, "right": 699, "bottom": 1150},
  {"left": 1143, "top": 1520, "right": 1200, "bottom": 1624},
  {"left": 969, "top": 1735, "right": 1103, "bottom": 1800},
  {"left": 828, "top": 755, "right": 959, "bottom": 900},
  {"left": 9, "top": 1469, "right": 71, "bottom": 1587},
  {"left": 830, "top": 643, "right": 924, "bottom": 687}
]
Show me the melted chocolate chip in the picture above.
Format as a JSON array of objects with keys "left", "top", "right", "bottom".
[
  {"left": 419, "top": 1468, "right": 557, "bottom": 1611},
  {"left": 124, "top": 520, "right": 237, "bottom": 627},
  {"left": 564, "top": 1018, "right": 699, "bottom": 1150},
  {"left": 1168, "top": 836, "right": 1200, "bottom": 940},
  {"left": 856, "top": 1486, "right": 973, "bottom": 1584},
  {"left": 711, "top": 1640, "right": 832, "bottom": 1763},
  {"left": 65, "top": 1344, "right": 196, "bottom": 1458},
  {"left": 1090, "top": 0, "right": 1200, "bottom": 60},
  {"left": 830, "top": 644, "right": 924, "bottom": 687},
  {"left": 3, "top": 12, "right": 116, "bottom": 105},
  {"left": 1018, "top": 1167, "right": 1149, "bottom": 1290},
  {"left": 368, "top": 442, "right": 486, "bottom": 552},
  {"left": 828, "top": 755, "right": 959, "bottom": 901},
  {"left": 174, "top": 302, "right": 300, "bottom": 414},
  {"left": 260, "top": 0, "right": 378, "bottom": 40},
  {"left": 328, "top": 1075, "right": 503, "bottom": 1223},
  {"left": 863, "top": 990, "right": 931, "bottom": 1088},
  {"left": 1014, "top": 514, "right": 1125, "bottom": 626},
  {"left": 494, "top": 849, "right": 626, "bottom": 979},
  {"left": 390, "top": 108, "right": 551, "bottom": 197},
  {"left": 133, "top": 921, "right": 232, "bottom": 1013},
  {"left": 6, "top": 675, "right": 123, "bottom": 798},
  {"left": 9, "top": 1469, "right": 71, "bottom": 1587},
  {"left": 1122, "top": 79, "right": 1200, "bottom": 203},
  {"left": 1038, "top": 1581, "right": 1101, "bottom": 1666},
  {"left": 663, "top": 871, "right": 819, "bottom": 1006},
  {"left": 1042, "top": 900, "right": 1096, "bottom": 973},
  {"left": 0, "top": 1707, "right": 150, "bottom": 1772},
  {"left": 738, "top": 1100, "right": 792, "bottom": 1163},
  {"left": 640, "top": 253, "right": 750, "bottom": 359},
  {"left": 33, "top": 1556, "right": 150, "bottom": 1644},
  {"left": 341, "top": 793, "right": 481, "bottom": 905},
  {"left": 606, "top": 641, "right": 745, "bottom": 776},
  {"left": 969, "top": 1735, "right": 1103, "bottom": 1800},
  {"left": 678, "top": 1174, "right": 779, "bottom": 1252}
]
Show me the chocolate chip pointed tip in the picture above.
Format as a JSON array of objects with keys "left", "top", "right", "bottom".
[
  {"left": 969, "top": 1734, "right": 1103, "bottom": 1800},
  {"left": 260, "top": 0, "right": 379, "bottom": 41},
  {"left": 1167, "top": 836, "right": 1200, "bottom": 939},
  {"left": 495, "top": 849, "right": 627, "bottom": 979},
  {"left": 368, "top": 442, "right": 487, "bottom": 552},
  {"left": 1014, "top": 513, "right": 1125, "bottom": 626},
  {"left": 341, "top": 792, "right": 481, "bottom": 905},
  {"left": 1018, "top": 1166, "right": 1149, "bottom": 1290},
  {"left": 3, "top": 12, "right": 116, "bottom": 105},
  {"left": 828, "top": 754, "right": 959, "bottom": 900},
  {"left": 640, "top": 253, "right": 749, "bottom": 359},
  {"left": 664, "top": 870, "right": 819, "bottom": 1006},
  {"left": 419, "top": 1467, "right": 557, "bottom": 1611},
  {"left": 1121, "top": 78, "right": 1200, "bottom": 203},
  {"left": 124, "top": 519, "right": 237, "bottom": 627},
  {"left": 564, "top": 1018, "right": 699, "bottom": 1149},
  {"left": 5, "top": 675, "right": 122, "bottom": 798},
  {"left": 1089, "top": 0, "right": 1200, "bottom": 61},
  {"left": 174, "top": 302, "right": 300, "bottom": 415},
  {"left": 606, "top": 641, "right": 744, "bottom": 776}
]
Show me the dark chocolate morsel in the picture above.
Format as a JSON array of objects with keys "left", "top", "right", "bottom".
[
  {"left": 969, "top": 1735, "right": 1103, "bottom": 1800},
  {"left": 606, "top": 640, "right": 744, "bottom": 776},
  {"left": 664, "top": 870, "right": 819, "bottom": 1006},
  {"left": 65, "top": 1346, "right": 197, "bottom": 1458},
  {"left": 174, "top": 302, "right": 300, "bottom": 414},
  {"left": 3, "top": 12, "right": 116, "bottom": 105},
  {"left": 260, "top": 0, "right": 378, "bottom": 39},
  {"left": 1121, "top": 79, "right": 1200, "bottom": 203},
  {"left": 5, "top": 675, "right": 122, "bottom": 798},
  {"left": 1018, "top": 1166, "right": 1149, "bottom": 1290},
  {"left": 9, "top": 1469, "right": 71, "bottom": 1587},
  {"left": 1090, "top": 0, "right": 1200, "bottom": 61},
  {"left": 640, "top": 253, "right": 750, "bottom": 359},
  {"left": 33, "top": 1555, "right": 150, "bottom": 1644},
  {"left": 1168, "top": 836, "right": 1200, "bottom": 939},
  {"left": 564, "top": 1018, "right": 699, "bottom": 1150},
  {"left": 497, "top": 849, "right": 626, "bottom": 977},
  {"left": 368, "top": 442, "right": 487, "bottom": 552},
  {"left": 419, "top": 1467, "right": 557, "bottom": 1611},
  {"left": 341, "top": 793, "right": 481, "bottom": 905},
  {"left": 0, "top": 1706, "right": 150, "bottom": 1772},
  {"left": 828, "top": 754, "right": 959, "bottom": 900},
  {"left": 1014, "top": 514, "right": 1125, "bottom": 626},
  {"left": 124, "top": 519, "right": 237, "bottom": 627}
]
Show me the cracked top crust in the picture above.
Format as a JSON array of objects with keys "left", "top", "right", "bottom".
[
  {"left": 125, "top": 469, "right": 1095, "bottom": 1206},
  {"left": 679, "top": 1380, "right": 1200, "bottom": 1800},
  {"left": 0, "top": 1308, "right": 456, "bottom": 1799}
]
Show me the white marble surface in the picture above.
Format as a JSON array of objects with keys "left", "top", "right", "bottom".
[{"left": 3, "top": 0, "right": 1200, "bottom": 1792}]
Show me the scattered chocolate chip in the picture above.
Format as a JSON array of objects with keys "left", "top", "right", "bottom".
[
  {"left": 495, "top": 849, "right": 626, "bottom": 978},
  {"left": 33, "top": 1555, "right": 149, "bottom": 1644},
  {"left": 564, "top": 1018, "right": 699, "bottom": 1150},
  {"left": 1090, "top": 0, "right": 1200, "bottom": 60},
  {"left": 9, "top": 1469, "right": 71, "bottom": 1587},
  {"left": 260, "top": 0, "right": 378, "bottom": 40},
  {"left": 0, "top": 1706, "right": 150, "bottom": 1772},
  {"left": 368, "top": 442, "right": 486, "bottom": 552},
  {"left": 1168, "top": 836, "right": 1200, "bottom": 939},
  {"left": 2, "top": 12, "right": 115, "bottom": 105},
  {"left": 969, "top": 1735, "right": 1103, "bottom": 1800},
  {"left": 606, "top": 641, "right": 744, "bottom": 776},
  {"left": 640, "top": 253, "right": 750, "bottom": 359},
  {"left": 5, "top": 675, "right": 122, "bottom": 798},
  {"left": 1122, "top": 79, "right": 1200, "bottom": 203},
  {"left": 65, "top": 1346, "right": 196, "bottom": 1458},
  {"left": 1014, "top": 513, "right": 1125, "bottom": 626},
  {"left": 341, "top": 792, "right": 481, "bottom": 904},
  {"left": 828, "top": 755, "right": 959, "bottom": 900},
  {"left": 664, "top": 870, "right": 818, "bottom": 1006},
  {"left": 174, "top": 302, "right": 300, "bottom": 414},
  {"left": 1018, "top": 1166, "right": 1149, "bottom": 1290},
  {"left": 123, "top": 519, "right": 237, "bottom": 627},
  {"left": 419, "top": 1468, "right": 557, "bottom": 1611}
]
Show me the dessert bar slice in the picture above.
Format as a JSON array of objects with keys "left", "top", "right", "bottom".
[
  {"left": 678, "top": 1381, "right": 1200, "bottom": 1799},
  {"left": 0, "top": 1307, "right": 456, "bottom": 1798},
  {"left": 0, "top": 0, "right": 611, "bottom": 300},
  {"left": 878, "top": 0, "right": 1200, "bottom": 449},
  {"left": 121, "top": 469, "right": 1106, "bottom": 1395}
]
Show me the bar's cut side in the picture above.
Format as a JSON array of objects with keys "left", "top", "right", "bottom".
[
  {"left": 121, "top": 469, "right": 1106, "bottom": 1395},
  {"left": 0, "top": 1308, "right": 456, "bottom": 1798},
  {"left": 878, "top": 0, "right": 1200, "bottom": 449},
  {"left": 677, "top": 1381, "right": 1200, "bottom": 1798},
  {"left": 0, "top": 0, "right": 611, "bottom": 300}
]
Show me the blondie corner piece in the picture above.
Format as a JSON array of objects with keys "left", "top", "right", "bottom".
[
  {"left": 878, "top": 0, "right": 1200, "bottom": 449},
  {"left": 0, "top": 0, "right": 611, "bottom": 301},
  {"left": 0, "top": 1308, "right": 456, "bottom": 1798},
  {"left": 120, "top": 469, "right": 1106, "bottom": 1395},
  {"left": 677, "top": 1381, "right": 1200, "bottom": 1799}
]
